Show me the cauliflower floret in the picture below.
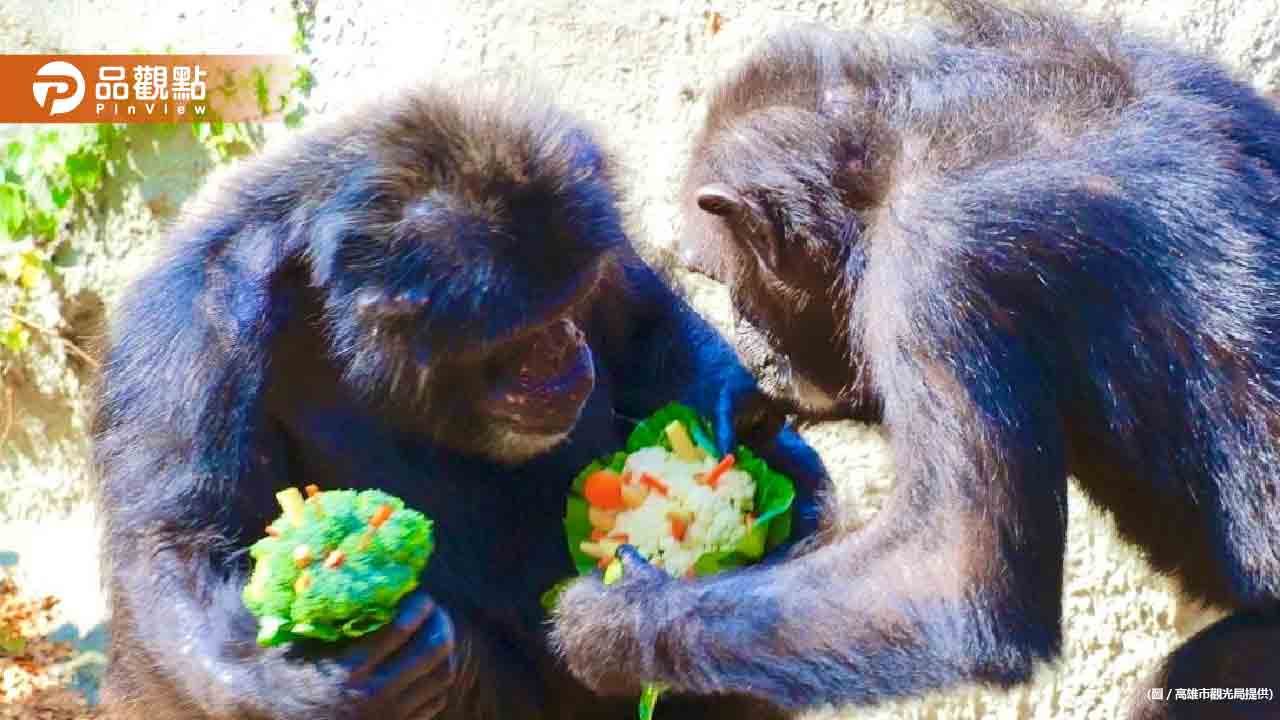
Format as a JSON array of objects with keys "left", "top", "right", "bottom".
[{"left": 607, "top": 446, "right": 755, "bottom": 577}]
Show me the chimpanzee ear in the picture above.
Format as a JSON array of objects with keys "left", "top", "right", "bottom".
[{"left": 696, "top": 183, "right": 745, "bottom": 218}]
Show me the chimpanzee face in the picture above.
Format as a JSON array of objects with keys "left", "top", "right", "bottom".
[
  {"left": 312, "top": 132, "right": 625, "bottom": 463},
  {"left": 680, "top": 182, "right": 860, "bottom": 417}
]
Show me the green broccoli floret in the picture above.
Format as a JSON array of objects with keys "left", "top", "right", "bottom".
[{"left": 242, "top": 486, "right": 434, "bottom": 646}]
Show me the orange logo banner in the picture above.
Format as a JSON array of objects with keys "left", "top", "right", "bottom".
[{"left": 3, "top": 54, "right": 298, "bottom": 124}]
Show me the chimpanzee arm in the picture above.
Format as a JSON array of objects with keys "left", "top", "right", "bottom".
[
  {"left": 554, "top": 313, "right": 1068, "bottom": 708},
  {"left": 592, "top": 250, "right": 828, "bottom": 537},
  {"left": 95, "top": 238, "right": 455, "bottom": 720},
  {"left": 595, "top": 251, "right": 784, "bottom": 452}
]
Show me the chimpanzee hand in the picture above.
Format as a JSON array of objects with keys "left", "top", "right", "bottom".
[
  {"left": 713, "top": 379, "right": 828, "bottom": 545},
  {"left": 331, "top": 588, "right": 457, "bottom": 719},
  {"left": 551, "top": 546, "right": 675, "bottom": 697},
  {"left": 710, "top": 376, "right": 788, "bottom": 456}
]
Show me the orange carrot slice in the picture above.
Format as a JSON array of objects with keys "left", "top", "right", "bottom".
[
  {"left": 584, "top": 470, "right": 625, "bottom": 509},
  {"left": 669, "top": 515, "right": 689, "bottom": 542},
  {"left": 304, "top": 484, "right": 320, "bottom": 498}
]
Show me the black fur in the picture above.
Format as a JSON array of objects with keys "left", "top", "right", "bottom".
[
  {"left": 551, "top": 3, "right": 1280, "bottom": 717},
  {"left": 92, "top": 82, "right": 825, "bottom": 720}
]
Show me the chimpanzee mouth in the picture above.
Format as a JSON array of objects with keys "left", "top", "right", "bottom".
[{"left": 485, "top": 318, "right": 596, "bottom": 435}]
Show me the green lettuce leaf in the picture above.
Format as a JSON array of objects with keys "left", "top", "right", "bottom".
[
  {"left": 625, "top": 402, "right": 718, "bottom": 456},
  {"left": 553, "top": 403, "right": 798, "bottom": 720},
  {"left": 638, "top": 682, "right": 667, "bottom": 720},
  {"left": 555, "top": 403, "right": 795, "bottom": 596}
]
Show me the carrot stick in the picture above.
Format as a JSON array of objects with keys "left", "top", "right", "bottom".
[
  {"left": 669, "top": 516, "right": 688, "bottom": 541},
  {"left": 704, "top": 453, "right": 735, "bottom": 489},
  {"left": 640, "top": 473, "right": 669, "bottom": 496},
  {"left": 370, "top": 505, "right": 393, "bottom": 528}
]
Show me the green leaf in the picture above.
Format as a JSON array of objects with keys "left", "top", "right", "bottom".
[
  {"left": 65, "top": 150, "right": 104, "bottom": 193},
  {"left": 254, "top": 68, "right": 272, "bottom": 116},
  {"left": 292, "top": 66, "right": 315, "bottom": 95},
  {"left": 1, "top": 323, "right": 30, "bottom": 353},
  {"left": 564, "top": 496, "right": 596, "bottom": 575},
  {"left": 94, "top": 123, "right": 120, "bottom": 150},
  {"left": 0, "top": 183, "right": 27, "bottom": 235},
  {"left": 733, "top": 445, "right": 795, "bottom": 553},
  {"left": 539, "top": 578, "right": 573, "bottom": 612},
  {"left": 4, "top": 140, "right": 24, "bottom": 166},
  {"left": 49, "top": 183, "right": 72, "bottom": 209},
  {"left": 638, "top": 683, "right": 666, "bottom": 720},
  {"left": 625, "top": 402, "right": 717, "bottom": 456},
  {"left": 283, "top": 105, "right": 308, "bottom": 130},
  {"left": 28, "top": 209, "right": 57, "bottom": 242}
]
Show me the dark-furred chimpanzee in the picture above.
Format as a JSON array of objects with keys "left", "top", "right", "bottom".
[
  {"left": 92, "top": 81, "right": 825, "bottom": 720},
  {"left": 551, "top": 2, "right": 1280, "bottom": 718}
]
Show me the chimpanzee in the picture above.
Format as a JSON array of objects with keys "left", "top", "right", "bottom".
[
  {"left": 551, "top": 3, "right": 1280, "bottom": 719},
  {"left": 91, "top": 81, "right": 825, "bottom": 720}
]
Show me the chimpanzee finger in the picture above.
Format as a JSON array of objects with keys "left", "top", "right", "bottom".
[
  {"left": 339, "top": 588, "right": 439, "bottom": 681},
  {"left": 360, "top": 603, "right": 455, "bottom": 700},
  {"left": 615, "top": 545, "right": 668, "bottom": 584},
  {"left": 713, "top": 387, "right": 739, "bottom": 456},
  {"left": 393, "top": 660, "right": 454, "bottom": 719},
  {"left": 732, "top": 391, "right": 789, "bottom": 452}
]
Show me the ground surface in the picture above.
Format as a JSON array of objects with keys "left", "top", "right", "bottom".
[{"left": 3, "top": 0, "right": 1278, "bottom": 718}]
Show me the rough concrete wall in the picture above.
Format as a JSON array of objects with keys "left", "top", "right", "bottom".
[{"left": 3, "top": 0, "right": 1274, "bottom": 717}]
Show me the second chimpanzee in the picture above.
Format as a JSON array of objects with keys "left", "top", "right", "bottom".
[
  {"left": 92, "top": 82, "right": 823, "bottom": 720},
  {"left": 552, "top": 3, "right": 1280, "bottom": 719}
]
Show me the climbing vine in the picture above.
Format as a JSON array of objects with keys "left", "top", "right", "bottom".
[{"left": 0, "top": 0, "right": 316, "bottom": 369}]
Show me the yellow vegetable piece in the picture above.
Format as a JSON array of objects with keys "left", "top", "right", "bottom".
[
  {"left": 588, "top": 506, "right": 617, "bottom": 532},
  {"left": 276, "top": 487, "right": 306, "bottom": 527},
  {"left": 664, "top": 420, "right": 704, "bottom": 461},
  {"left": 18, "top": 259, "right": 42, "bottom": 289},
  {"left": 620, "top": 481, "right": 649, "bottom": 509},
  {"left": 602, "top": 559, "right": 624, "bottom": 586}
]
